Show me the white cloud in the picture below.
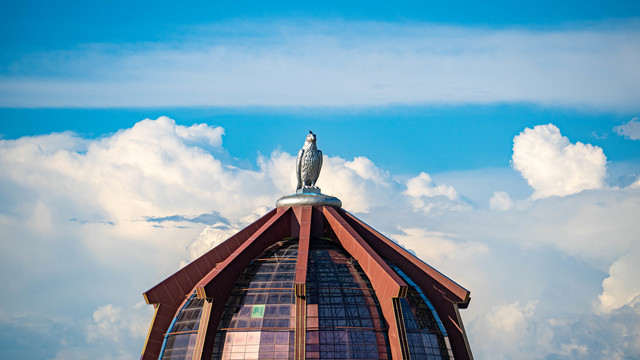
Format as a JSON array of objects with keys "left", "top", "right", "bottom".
[
  {"left": 404, "top": 172, "right": 470, "bottom": 213},
  {"left": 486, "top": 300, "right": 537, "bottom": 333},
  {"left": 86, "top": 303, "right": 152, "bottom": 343},
  {"left": 391, "top": 227, "right": 488, "bottom": 267},
  {"left": 2, "top": 20, "right": 640, "bottom": 110},
  {"left": 406, "top": 172, "right": 458, "bottom": 199},
  {"left": 598, "top": 253, "right": 640, "bottom": 313},
  {"left": 344, "top": 156, "right": 390, "bottom": 185},
  {"left": 428, "top": 188, "right": 640, "bottom": 269},
  {"left": 614, "top": 117, "right": 640, "bottom": 140},
  {"left": 175, "top": 122, "right": 225, "bottom": 149},
  {"left": 469, "top": 301, "right": 540, "bottom": 359},
  {"left": 489, "top": 191, "right": 513, "bottom": 211},
  {"left": 183, "top": 223, "right": 240, "bottom": 265},
  {"left": 87, "top": 305, "right": 123, "bottom": 343},
  {"left": 257, "top": 151, "right": 298, "bottom": 197},
  {"left": 548, "top": 301, "right": 640, "bottom": 360},
  {"left": 319, "top": 155, "right": 395, "bottom": 213},
  {"left": 469, "top": 300, "right": 640, "bottom": 360},
  {"left": 512, "top": 123, "right": 607, "bottom": 199}
]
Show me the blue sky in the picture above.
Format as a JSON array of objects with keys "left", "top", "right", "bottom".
[{"left": 1, "top": 1, "right": 640, "bottom": 360}]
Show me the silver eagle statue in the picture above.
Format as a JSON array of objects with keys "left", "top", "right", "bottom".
[{"left": 296, "top": 131, "right": 323, "bottom": 192}]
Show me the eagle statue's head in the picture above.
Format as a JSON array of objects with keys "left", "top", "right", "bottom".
[{"left": 306, "top": 131, "right": 316, "bottom": 144}]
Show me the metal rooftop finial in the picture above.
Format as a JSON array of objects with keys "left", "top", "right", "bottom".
[{"left": 276, "top": 131, "right": 341, "bottom": 208}]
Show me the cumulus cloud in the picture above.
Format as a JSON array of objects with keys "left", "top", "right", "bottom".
[
  {"left": 39, "top": 117, "right": 272, "bottom": 220},
  {"left": 405, "top": 172, "right": 470, "bottom": 213},
  {"left": 598, "top": 253, "right": 640, "bottom": 313},
  {"left": 614, "top": 117, "right": 640, "bottom": 140},
  {"left": 88, "top": 305, "right": 123, "bottom": 342},
  {"left": 391, "top": 227, "right": 488, "bottom": 267},
  {"left": 470, "top": 300, "right": 539, "bottom": 359},
  {"left": 175, "top": 123, "right": 225, "bottom": 149},
  {"left": 512, "top": 124, "right": 607, "bottom": 199},
  {"left": 257, "top": 151, "right": 298, "bottom": 196},
  {"left": 469, "top": 300, "right": 640, "bottom": 360},
  {"left": 0, "top": 118, "right": 283, "bottom": 359},
  {"left": 550, "top": 302, "right": 640, "bottom": 360},
  {"left": 489, "top": 191, "right": 514, "bottom": 211},
  {"left": 86, "top": 303, "right": 152, "bottom": 343},
  {"left": 344, "top": 156, "right": 390, "bottom": 185},
  {"left": 184, "top": 224, "right": 240, "bottom": 264},
  {"left": 430, "top": 187, "right": 640, "bottom": 269},
  {"left": 489, "top": 301, "right": 537, "bottom": 333},
  {"left": 320, "top": 155, "right": 396, "bottom": 213},
  {"left": 406, "top": 172, "right": 458, "bottom": 199},
  {"left": 2, "top": 20, "right": 640, "bottom": 110}
]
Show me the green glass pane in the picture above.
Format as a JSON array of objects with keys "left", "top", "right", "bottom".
[{"left": 251, "top": 304, "right": 265, "bottom": 318}]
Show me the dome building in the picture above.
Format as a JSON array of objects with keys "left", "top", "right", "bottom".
[{"left": 140, "top": 134, "right": 473, "bottom": 360}]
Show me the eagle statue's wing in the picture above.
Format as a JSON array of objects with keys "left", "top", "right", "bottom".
[
  {"left": 296, "top": 149, "right": 304, "bottom": 190},
  {"left": 317, "top": 150, "right": 323, "bottom": 179}
]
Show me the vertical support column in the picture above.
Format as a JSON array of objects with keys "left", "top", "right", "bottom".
[
  {"left": 191, "top": 299, "right": 213, "bottom": 360},
  {"left": 294, "top": 206, "right": 312, "bottom": 360},
  {"left": 392, "top": 298, "right": 411, "bottom": 360}
]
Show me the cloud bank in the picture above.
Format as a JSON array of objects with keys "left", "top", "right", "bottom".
[
  {"left": 1, "top": 20, "right": 640, "bottom": 110},
  {"left": 1, "top": 118, "right": 639, "bottom": 359}
]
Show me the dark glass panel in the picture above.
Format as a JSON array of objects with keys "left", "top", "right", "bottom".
[
  {"left": 389, "top": 264, "right": 454, "bottom": 360},
  {"left": 160, "top": 295, "right": 205, "bottom": 360},
  {"left": 306, "top": 238, "right": 391, "bottom": 360},
  {"left": 211, "top": 240, "right": 297, "bottom": 360}
]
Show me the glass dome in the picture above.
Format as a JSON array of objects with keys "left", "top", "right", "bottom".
[{"left": 157, "top": 237, "right": 454, "bottom": 360}]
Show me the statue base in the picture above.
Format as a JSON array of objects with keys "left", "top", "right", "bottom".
[
  {"left": 276, "top": 192, "right": 342, "bottom": 208},
  {"left": 296, "top": 186, "right": 321, "bottom": 194}
]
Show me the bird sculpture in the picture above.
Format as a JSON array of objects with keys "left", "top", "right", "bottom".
[{"left": 296, "top": 131, "right": 323, "bottom": 192}]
